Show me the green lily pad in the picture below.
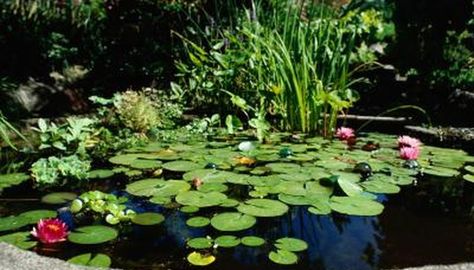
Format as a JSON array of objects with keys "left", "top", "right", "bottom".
[
  {"left": 278, "top": 194, "right": 311, "bottom": 206},
  {"left": 463, "top": 174, "right": 474, "bottom": 183},
  {"left": 197, "top": 183, "right": 228, "bottom": 193},
  {"left": 68, "top": 225, "right": 118, "bottom": 245},
  {"left": 220, "top": 198, "right": 240, "bottom": 207},
  {"left": 268, "top": 249, "right": 298, "bottom": 265},
  {"left": 0, "top": 216, "right": 30, "bottom": 232},
  {"left": 126, "top": 179, "right": 190, "bottom": 197},
  {"left": 329, "top": 196, "right": 384, "bottom": 216},
  {"left": 274, "top": 237, "right": 308, "bottom": 252},
  {"left": 241, "top": 236, "right": 265, "bottom": 247},
  {"left": 308, "top": 198, "right": 331, "bottom": 215},
  {"left": 131, "top": 212, "right": 165, "bottom": 226},
  {"left": 337, "top": 177, "right": 363, "bottom": 197},
  {"left": 215, "top": 235, "right": 240, "bottom": 248},
  {"left": 186, "top": 216, "right": 210, "bottom": 227},
  {"left": 180, "top": 206, "right": 200, "bottom": 213},
  {"left": 187, "top": 237, "right": 213, "bottom": 249},
  {"left": 187, "top": 252, "right": 216, "bottom": 266},
  {"left": 247, "top": 175, "right": 281, "bottom": 187},
  {"left": 176, "top": 191, "right": 227, "bottom": 208},
  {"left": 265, "top": 163, "right": 301, "bottom": 174},
  {"left": 67, "top": 253, "right": 111, "bottom": 268},
  {"left": 237, "top": 199, "right": 289, "bottom": 217},
  {"left": 0, "top": 173, "right": 30, "bottom": 192},
  {"left": 211, "top": 212, "right": 256, "bottom": 232},
  {"left": 130, "top": 159, "right": 162, "bottom": 170},
  {"left": 19, "top": 210, "right": 57, "bottom": 224},
  {"left": 278, "top": 173, "right": 312, "bottom": 182},
  {"left": 0, "top": 232, "right": 36, "bottom": 249},
  {"left": 423, "top": 166, "right": 459, "bottom": 177},
  {"left": 108, "top": 154, "right": 140, "bottom": 165},
  {"left": 361, "top": 180, "right": 401, "bottom": 194},
  {"left": 163, "top": 161, "right": 202, "bottom": 172},
  {"left": 465, "top": 165, "right": 474, "bottom": 174},
  {"left": 41, "top": 192, "right": 77, "bottom": 204},
  {"left": 88, "top": 169, "right": 115, "bottom": 179}
]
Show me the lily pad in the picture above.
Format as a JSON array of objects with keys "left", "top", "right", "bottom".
[
  {"left": 197, "top": 183, "right": 228, "bottom": 193},
  {"left": 0, "top": 216, "right": 30, "bottom": 232},
  {"left": 274, "top": 237, "right": 308, "bottom": 252},
  {"left": 361, "top": 180, "right": 401, "bottom": 194},
  {"left": 187, "top": 237, "right": 213, "bottom": 249},
  {"left": 88, "top": 169, "right": 115, "bottom": 179},
  {"left": 237, "top": 199, "right": 289, "bottom": 217},
  {"left": 187, "top": 252, "right": 216, "bottom": 266},
  {"left": 241, "top": 236, "right": 265, "bottom": 247},
  {"left": 463, "top": 174, "right": 474, "bottom": 183},
  {"left": 163, "top": 161, "right": 202, "bottom": 172},
  {"left": 186, "top": 216, "right": 210, "bottom": 228},
  {"left": 130, "top": 159, "right": 162, "bottom": 170},
  {"left": 126, "top": 179, "right": 190, "bottom": 197},
  {"left": 41, "top": 192, "right": 77, "bottom": 204},
  {"left": 465, "top": 165, "right": 474, "bottom": 174},
  {"left": 19, "top": 210, "right": 57, "bottom": 224},
  {"left": 108, "top": 154, "right": 140, "bottom": 165},
  {"left": 265, "top": 163, "right": 301, "bottom": 174},
  {"left": 176, "top": 191, "right": 227, "bottom": 208},
  {"left": 329, "top": 196, "right": 384, "bottom": 216},
  {"left": 268, "top": 249, "right": 298, "bottom": 265},
  {"left": 0, "top": 232, "right": 36, "bottom": 249},
  {"left": 0, "top": 173, "right": 30, "bottom": 192},
  {"left": 211, "top": 212, "right": 256, "bottom": 232},
  {"left": 180, "top": 206, "right": 200, "bottom": 213},
  {"left": 67, "top": 253, "right": 111, "bottom": 268},
  {"left": 337, "top": 177, "right": 364, "bottom": 197},
  {"left": 423, "top": 166, "right": 459, "bottom": 177},
  {"left": 215, "top": 235, "right": 240, "bottom": 248},
  {"left": 131, "top": 212, "right": 165, "bottom": 226},
  {"left": 68, "top": 225, "right": 118, "bottom": 245}
]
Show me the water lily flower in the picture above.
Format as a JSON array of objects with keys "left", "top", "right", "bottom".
[
  {"left": 238, "top": 141, "right": 255, "bottom": 152},
  {"left": 31, "top": 218, "right": 68, "bottom": 244},
  {"left": 397, "top": 135, "right": 421, "bottom": 149},
  {"left": 336, "top": 127, "right": 355, "bottom": 140},
  {"left": 399, "top": 147, "right": 420, "bottom": 160}
]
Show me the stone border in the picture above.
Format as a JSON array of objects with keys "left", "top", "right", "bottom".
[{"left": 0, "top": 242, "right": 473, "bottom": 270}]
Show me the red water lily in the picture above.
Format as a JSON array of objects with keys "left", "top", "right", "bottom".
[
  {"left": 399, "top": 146, "right": 420, "bottom": 160},
  {"left": 397, "top": 135, "right": 421, "bottom": 149},
  {"left": 31, "top": 218, "right": 68, "bottom": 244}
]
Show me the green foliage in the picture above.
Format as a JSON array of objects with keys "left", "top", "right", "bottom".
[
  {"left": 70, "top": 190, "right": 136, "bottom": 225},
  {"left": 0, "top": 112, "right": 28, "bottom": 150},
  {"left": 33, "top": 118, "right": 96, "bottom": 157},
  {"left": 432, "top": 30, "right": 474, "bottom": 90},
  {"left": 114, "top": 90, "right": 162, "bottom": 133},
  {"left": 30, "top": 155, "right": 90, "bottom": 186}
]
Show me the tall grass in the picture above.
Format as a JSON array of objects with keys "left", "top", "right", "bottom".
[{"left": 0, "top": 112, "right": 28, "bottom": 150}]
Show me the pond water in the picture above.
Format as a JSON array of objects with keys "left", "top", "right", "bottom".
[{"left": 0, "top": 132, "right": 473, "bottom": 269}]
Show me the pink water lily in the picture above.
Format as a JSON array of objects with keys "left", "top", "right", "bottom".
[
  {"left": 397, "top": 135, "right": 421, "bottom": 149},
  {"left": 336, "top": 127, "right": 355, "bottom": 140},
  {"left": 399, "top": 146, "right": 420, "bottom": 160},
  {"left": 31, "top": 218, "right": 68, "bottom": 244}
]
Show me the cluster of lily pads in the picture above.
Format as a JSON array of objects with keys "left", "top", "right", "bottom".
[{"left": 0, "top": 132, "right": 473, "bottom": 267}]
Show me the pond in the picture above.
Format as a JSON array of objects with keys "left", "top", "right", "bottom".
[{"left": 0, "top": 132, "right": 473, "bottom": 269}]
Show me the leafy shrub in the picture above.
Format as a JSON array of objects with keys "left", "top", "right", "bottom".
[{"left": 30, "top": 155, "right": 91, "bottom": 186}]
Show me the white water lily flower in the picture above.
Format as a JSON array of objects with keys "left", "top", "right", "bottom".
[{"left": 238, "top": 141, "right": 255, "bottom": 152}]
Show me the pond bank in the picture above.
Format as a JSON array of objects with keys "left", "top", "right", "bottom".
[{"left": 0, "top": 243, "right": 472, "bottom": 270}]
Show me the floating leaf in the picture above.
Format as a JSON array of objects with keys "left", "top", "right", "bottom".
[
  {"left": 187, "top": 252, "right": 215, "bottom": 266},
  {"left": 19, "top": 210, "right": 57, "bottom": 224},
  {"left": 265, "top": 163, "right": 301, "bottom": 174},
  {"left": 130, "top": 159, "right": 162, "bottom": 170},
  {"left": 241, "top": 236, "right": 265, "bottom": 247},
  {"left": 361, "top": 180, "right": 401, "bottom": 194},
  {"left": 176, "top": 191, "right": 227, "bottom": 208},
  {"left": 180, "top": 206, "right": 200, "bottom": 213},
  {"left": 237, "top": 199, "right": 289, "bottom": 217},
  {"left": 337, "top": 177, "right": 363, "bottom": 197},
  {"left": 211, "top": 212, "right": 256, "bottom": 231},
  {"left": 329, "top": 196, "right": 384, "bottom": 216},
  {"left": 0, "top": 216, "right": 30, "bottom": 232},
  {"left": 163, "top": 161, "right": 202, "bottom": 172},
  {"left": 308, "top": 198, "right": 331, "bottom": 215},
  {"left": 423, "top": 166, "right": 459, "bottom": 177},
  {"left": 186, "top": 216, "right": 210, "bottom": 227},
  {"left": 197, "top": 183, "right": 228, "bottom": 193},
  {"left": 68, "top": 225, "right": 118, "bottom": 244},
  {"left": 41, "top": 192, "right": 77, "bottom": 204},
  {"left": 126, "top": 179, "right": 190, "bottom": 197},
  {"left": 67, "top": 253, "right": 111, "bottom": 268},
  {"left": 0, "top": 232, "right": 36, "bottom": 249},
  {"left": 215, "top": 235, "right": 240, "bottom": 248},
  {"left": 88, "top": 169, "right": 115, "bottom": 179},
  {"left": 0, "top": 173, "right": 30, "bottom": 192},
  {"left": 187, "top": 237, "right": 213, "bottom": 249},
  {"left": 131, "top": 212, "right": 165, "bottom": 226},
  {"left": 463, "top": 174, "right": 474, "bottom": 183},
  {"left": 274, "top": 237, "right": 308, "bottom": 252},
  {"left": 465, "top": 165, "right": 474, "bottom": 174},
  {"left": 268, "top": 249, "right": 298, "bottom": 265}
]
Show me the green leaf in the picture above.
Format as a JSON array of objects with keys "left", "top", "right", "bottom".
[
  {"left": 274, "top": 237, "right": 308, "bottom": 252},
  {"left": 215, "top": 235, "right": 240, "bottom": 248},
  {"left": 0, "top": 216, "right": 30, "bottom": 232},
  {"left": 162, "top": 161, "right": 202, "bottom": 172},
  {"left": 187, "top": 252, "right": 215, "bottom": 266},
  {"left": 268, "top": 249, "right": 298, "bottom": 265},
  {"left": 67, "top": 253, "right": 111, "bottom": 268},
  {"left": 68, "top": 225, "right": 118, "bottom": 245},
  {"left": 329, "top": 196, "right": 384, "bottom": 216},
  {"left": 41, "top": 192, "right": 77, "bottom": 204},
  {"left": 463, "top": 174, "right": 474, "bottom": 183},
  {"left": 210, "top": 212, "right": 256, "bottom": 232},
  {"left": 0, "top": 232, "right": 36, "bottom": 250},
  {"left": 237, "top": 199, "right": 289, "bottom": 217},
  {"left": 186, "top": 216, "right": 210, "bottom": 228},
  {"left": 19, "top": 210, "right": 57, "bottom": 224},
  {"left": 241, "top": 236, "right": 265, "bottom": 247},
  {"left": 88, "top": 169, "right": 115, "bottom": 179},
  {"left": 175, "top": 191, "right": 227, "bottom": 208},
  {"left": 131, "top": 213, "right": 165, "bottom": 226},
  {"left": 187, "top": 237, "right": 213, "bottom": 249}
]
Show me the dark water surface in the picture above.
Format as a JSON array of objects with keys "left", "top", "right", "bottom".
[{"left": 1, "top": 176, "right": 473, "bottom": 270}]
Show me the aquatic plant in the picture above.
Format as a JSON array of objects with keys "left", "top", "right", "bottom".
[
  {"left": 30, "top": 155, "right": 91, "bottom": 186},
  {"left": 397, "top": 135, "right": 421, "bottom": 149},
  {"left": 399, "top": 146, "right": 420, "bottom": 160},
  {"left": 336, "top": 127, "right": 355, "bottom": 140},
  {"left": 31, "top": 218, "right": 69, "bottom": 244}
]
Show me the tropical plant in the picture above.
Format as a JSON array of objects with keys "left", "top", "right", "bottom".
[{"left": 0, "top": 112, "right": 28, "bottom": 150}]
